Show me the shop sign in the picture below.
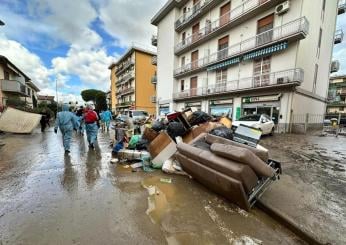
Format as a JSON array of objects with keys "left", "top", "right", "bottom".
[
  {"left": 210, "top": 99, "right": 233, "bottom": 105},
  {"left": 243, "top": 94, "right": 280, "bottom": 103},
  {"left": 185, "top": 102, "right": 202, "bottom": 107}
]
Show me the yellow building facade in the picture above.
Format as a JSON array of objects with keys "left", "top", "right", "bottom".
[{"left": 109, "top": 46, "right": 157, "bottom": 115}]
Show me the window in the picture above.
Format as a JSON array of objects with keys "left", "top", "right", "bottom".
[
  {"left": 181, "top": 80, "right": 185, "bottom": 91},
  {"left": 218, "top": 36, "right": 229, "bottom": 60},
  {"left": 216, "top": 69, "right": 227, "bottom": 84},
  {"left": 4, "top": 70, "right": 9, "bottom": 80},
  {"left": 253, "top": 56, "right": 271, "bottom": 87},
  {"left": 220, "top": 2, "right": 231, "bottom": 26},
  {"left": 181, "top": 56, "right": 185, "bottom": 66},
  {"left": 257, "top": 14, "right": 274, "bottom": 45},
  {"left": 317, "top": 28, "right": 322, "bottom": 57},
  {"left": 313, "top": 64, "right": 319, "bottom": 93}
]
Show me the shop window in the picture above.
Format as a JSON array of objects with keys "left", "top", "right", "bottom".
[{"left": 253, "top": 56, "right": 271, "bottom": 87}]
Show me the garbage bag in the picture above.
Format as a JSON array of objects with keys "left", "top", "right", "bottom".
[
  {"left": 166, "top": 121, "right": 186, "bottom": 141},
  {"left": 209, "top": 126, "right": 233, "bottom": 140},
  {"left": 151, "top": 121, "right": 165, "bottom": 132},
  {"left": 188, "top": 111, "right": 212, "bottom": 126},
  {"left": 128, "top": 135, "right": 141, "bottom": 149},
  {"left": 136, "top": 138, "right": 149, "bottom": 151},
  {"left": 112, "top": 141, "right": 124, "bottom": 154}
]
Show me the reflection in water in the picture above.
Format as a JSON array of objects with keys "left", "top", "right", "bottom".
[
  {"left": 84, "top": 146, "right": 102, "bottom": 189},
  {"left": 61, "top": 154, "right": 77, "bottom": 193}
]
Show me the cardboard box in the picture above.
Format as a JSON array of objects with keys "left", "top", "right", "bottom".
[
  {"left": 142, "top": 127, "right": 159, "bottom": 142},
  {"left": 148, "top": 132, "right": 177, "bottom": 166}
]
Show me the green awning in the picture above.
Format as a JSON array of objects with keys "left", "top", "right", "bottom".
[
  {"left": 243, "top": 42, "right": 288, "bottom": 61},
  {"left": 207, "top": 56, "right": 241, "bottom": 71}
]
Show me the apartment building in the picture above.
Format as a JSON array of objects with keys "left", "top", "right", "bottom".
[
  {"left": 0, "top": 55, "right": 40, "bottom": 109},
  {"left": 152, "top": 0, "right": 342, "bottom": 131},
  {"left": 37, "top": 95, "right": 55, "bottom": 105},
  {"left": 109, "top": 46, "right": 157, "bottom": 115},
  {"left": 327, "top": 75, "right": 346, "bottom": 114}
]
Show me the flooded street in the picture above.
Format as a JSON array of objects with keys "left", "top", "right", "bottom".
[{"left": 0, "top": 128, "right": 344, "bottom": 244}]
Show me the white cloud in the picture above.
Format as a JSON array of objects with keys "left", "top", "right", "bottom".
[
  {"left": 0, "top": 36, "right": 51, "bottom": 89},
  {"left": 51, "top": 46, "right": 113, "bottom": 90},
  {"left": 99, "top": 0, "right": 166, "bottom": 47}
]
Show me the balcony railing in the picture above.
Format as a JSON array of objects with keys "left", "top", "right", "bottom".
[
  {"left": 117, "top": 87, "right": 135, "bottom": 96},
  {"left": 173, "top": 68, "right": 304, "bottom": 100},
  {"left": 117, "top": 72, "right": 134, "bottom": 85},
  {"left": 1, "top": 79, "right": 28, "bottom": 96},
  {"left": 151, "top": 55, "right": 157, "bottom": 65},
  {"left": 174, "top": 17, "right": 309, "bottom": 77},
  {"left": 116, "top": 60, "right": 134, "bottom": 75},
  {"left": 175, "top": 0, "right": 215, "bottom": 31},
  {"left": 335, "top": 29, "right": 344, "bottom": 44},
  {"left": 175, "top": 0, "right": 284, "bottom": 54},
  {"left": 152, "top": 35, "right": 157, "bottom": 46},
  {"left": 117, "top": 101, "right": 134, "bottom": 107}
]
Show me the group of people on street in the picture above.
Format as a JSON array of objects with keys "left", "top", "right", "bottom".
[{"left": 53, "top": 103, "right": 112, "bottom": 154}]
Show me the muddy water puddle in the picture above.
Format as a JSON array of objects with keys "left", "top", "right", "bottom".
[{"left": 142, "top": 176, "right": 301, "bottom": 244}]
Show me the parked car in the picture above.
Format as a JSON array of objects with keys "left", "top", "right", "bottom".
[
  {"left": 232, "top": 114, "right": 275, "bottom": 135},
  {"left": 123, "top": 110, "right": 149, "bottom": 122}
]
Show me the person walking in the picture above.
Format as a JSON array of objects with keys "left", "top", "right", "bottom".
[
  {"left": 54, "top": 104, "right": 78, "bottom": 154},
  {"left": 76, "top": 106, "right": 85, "bottom": 135},
  {"left": 102, "top": 109, "right": 112, "bottom": 132},
  {"left": 84, "top": 104, "right": 99, "bottom": 149}
]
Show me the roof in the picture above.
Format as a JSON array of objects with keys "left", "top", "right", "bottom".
[
  {"left": 37, "top": 95, "right": 55, "bottom": 100},
  {"left": 26, "top": 80, "right": 40, "bottom": 92},
  {"left": 109, "top": 45, "right": 157, "bottom": 68},
  {"left": 151, "top": 0, "right": 187, "bottom": 26},
  {"left": 0, "top": 55, "right": 31, "bottom": 80}
]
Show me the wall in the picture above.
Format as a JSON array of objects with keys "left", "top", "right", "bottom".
[
  {"left": 0, "top": 64, "right": 4, "bottom": 106},
  {"left": 110, "top": 66, "right": 117, "bottom": 112},
  {"left": 135, "top": 51, "right": 157, "bottom": 115},
  {"left": 157, "top": 8, "right": 178, "bottom": 112}
]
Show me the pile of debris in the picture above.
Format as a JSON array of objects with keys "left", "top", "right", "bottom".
[{"left": 110, "top": 109, "right": 281, "bottom": 210}]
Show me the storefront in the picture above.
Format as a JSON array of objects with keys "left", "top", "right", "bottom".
[
  {"left": 159, "top": 104, "right": 170, "bottom": 116},
  {"left": 209, "top": 99, "right": 233, "bottom": 118},
  {"left": 242, "top": 94, "right": 281, "bottom": 124},
  {"left": 185, "top": 101, "right": 202, "bottom": 111}
]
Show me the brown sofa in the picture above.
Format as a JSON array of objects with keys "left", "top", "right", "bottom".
[{"left": 175, "top": 133, "right": 281, "bottom": 210}]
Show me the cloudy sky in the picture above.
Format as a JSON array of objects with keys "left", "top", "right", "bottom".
[
  {"left": 0, "top": 0, "right": 165, "bottom": 103},
  {"left": 0, "top": 0, "right": 345, "bottom": 103}
]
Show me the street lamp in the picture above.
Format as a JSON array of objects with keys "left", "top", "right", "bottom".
[{"left": 0, "top": 20, "right": 5, "bottom": 26}]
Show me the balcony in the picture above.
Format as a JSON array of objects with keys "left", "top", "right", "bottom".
[
  {"left": 338, "top": 0, "right": 346, "bottom": 15},
  {"left": 175, "top": 0, "right": 220, "bottom": 32},
  {"left": 117, "top": 87, "right": 135, "bottom": 96},
  {"left": 151, "top": 74, "right": 157, "bottom": 84},
  {"left": 337, "top": 88, "right": 346, "bottom": 95},
  {"left": 117, "top": 72, "right": 134, "bottom": 85},
  {"left": 117, "top": 101, "right": 134, "bottom": 108},
  {"left": 1, "top": 79, "right": 28, "bottom": 96},
  {"left": 151, "top": 96, "right": 156, "bottom": 103},
  {"left": 175, "top": 0, "right": 286, "bottom": 55},
  {"left": 116, "top": 60, "right": 134, "bottom": 75},
  {"left": 151, "top": 55, "right": 157, "bottom": 65},
  {"left": 335, "top": 29, "right": 344, "bottom": 44},
  {"left": 152, "top": 35, "right": 157, "bottom": 46},
  {"left": 174, "top": 17, "right": 309, "bottom": 78},
  {"left": 173, "top": 68, "right": 304, "bottom": 100}
]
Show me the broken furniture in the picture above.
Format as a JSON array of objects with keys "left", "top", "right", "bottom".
[{"left": 175, "top": 133, "right": 281, "bottom": 211}]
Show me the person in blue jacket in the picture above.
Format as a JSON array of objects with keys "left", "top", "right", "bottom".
[
  {"left": 102, "top": 109, "right": 112, "bottom": 132},
  {"left": 54, "top": 104, "right": 78, "bottom": 154}
]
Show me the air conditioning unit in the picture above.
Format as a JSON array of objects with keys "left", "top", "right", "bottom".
[
  {"left": 331, "top": 60, "right": 340, "bottom": 73},
  {"left": 277, "top": 76, "right": 290, "bottom": 84},
  {"left": 275, "top": 1, "right": 290, "bottom": 15}
]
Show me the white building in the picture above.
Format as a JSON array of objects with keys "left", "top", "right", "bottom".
[{"left": 152, "top": 0, "right": 343, "bottom": 131}]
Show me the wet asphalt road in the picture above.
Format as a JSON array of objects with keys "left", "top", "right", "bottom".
[{"left": 0, "top": 128, "right": 342, "bottom": 244}]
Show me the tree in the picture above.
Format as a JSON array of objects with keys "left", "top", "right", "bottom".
[
  {"left": 81, "top": 89, "right": 104, "bottom": 103},
  {"left": 95, "top": 92, "right": 107, "bottom": 112}
]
